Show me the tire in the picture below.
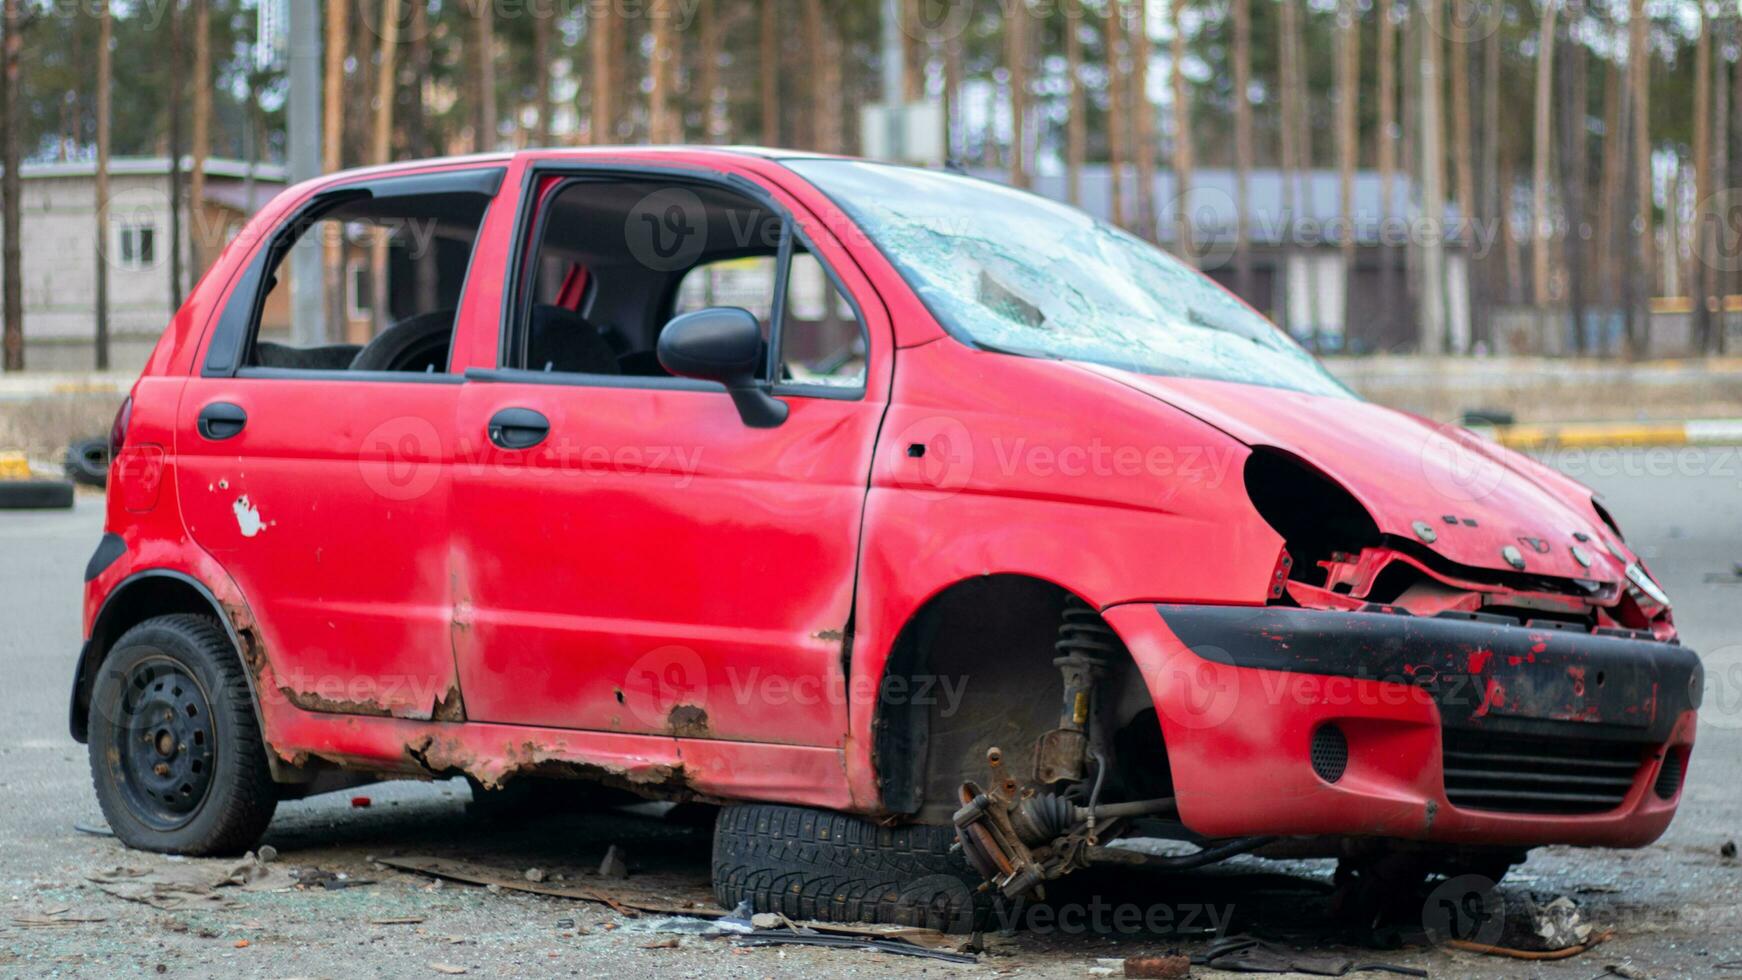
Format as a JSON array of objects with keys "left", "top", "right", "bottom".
[
  {"left": 65, "top": 438, "right": 110, "bottom": 488},
  {"left": 0, "top": 479, "right": 74, "bottom": 510},
  {"left": 87, "top": 614, "right": 277, "bottom": 855},
  {"left": 712, "top": 803, "right": 990, "bottom": 933}
]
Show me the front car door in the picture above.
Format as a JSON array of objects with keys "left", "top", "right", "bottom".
[
  {"left": 449, "top": 158, "right": 891, "bottom": 747},
  {"left": 177, "top": 166, "right": 505, "bottom": 721}
]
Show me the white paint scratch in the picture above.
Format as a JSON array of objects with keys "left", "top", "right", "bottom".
[{"left": 233, "top": 495, "right": 267, "bottom": 537}]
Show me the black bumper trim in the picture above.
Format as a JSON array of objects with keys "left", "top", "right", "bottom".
[
  {"left": 1156, "top": 604, "right": 1701, "bottom": 744},
  {"left": 84, "top": 532, "right": 124, "bottom": 583}
]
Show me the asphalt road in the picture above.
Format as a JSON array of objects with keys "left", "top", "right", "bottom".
[{"left": 3, "top": 448, "right": 1741, "bottom": 978}]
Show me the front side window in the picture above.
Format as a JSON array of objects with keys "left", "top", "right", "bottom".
[
  {"left": 788, "top": 159, "right": 1348, "bottom": 399},
  {"left": 508, "top": 176, "right": 865, "bottom": 392}
]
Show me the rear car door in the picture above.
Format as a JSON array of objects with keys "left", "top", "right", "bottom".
[
  {"left": 449, "top": 162, "right": 891, "bottom": 744},
  {"left": 176, "top": 167, "right": 504, "bottom": 720}
]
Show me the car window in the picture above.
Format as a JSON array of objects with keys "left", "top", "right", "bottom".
[
  {"left": 242, "top": 191, "right": 489, "bottom": 375},
  {"left": 672, "top": 247, "right": 866, "bottom": 390},
  {"left": 506, "top": 176, "right": 865, "bottom": 394}
]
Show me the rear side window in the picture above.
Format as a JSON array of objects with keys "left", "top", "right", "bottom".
[{"left": 219, "top": 184, "right": 491, "bottom": 376}]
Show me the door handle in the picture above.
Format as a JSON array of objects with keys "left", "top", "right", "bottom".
[
  {"left": 197, "top": 402, "right": 247, "bottom": 441},
  {"left": 487, "top": 407, "right": 550, "bottom": 450}
]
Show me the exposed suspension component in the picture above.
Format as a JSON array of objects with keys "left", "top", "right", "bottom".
[{"left": 1032, "top": 598, "right": 1119, "bottom": 784}]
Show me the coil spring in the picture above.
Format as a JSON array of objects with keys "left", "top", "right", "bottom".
[{"left": 1056, "top": 599, "right": 1118, "bottom": 665}]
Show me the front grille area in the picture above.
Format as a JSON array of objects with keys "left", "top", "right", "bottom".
[
  {"left": 1653, "top": 749, "right": 1687, "bottom": 800},
  {"left": 1442, "top": 729, "right": 1646, "bottom": 815}
]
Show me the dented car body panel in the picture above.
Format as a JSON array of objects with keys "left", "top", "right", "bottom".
[{"left": 76, "top": 148, "right": 1697, "bottom": 856}]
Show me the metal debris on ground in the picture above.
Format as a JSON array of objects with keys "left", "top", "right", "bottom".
[
  {"left": 369, "top": 916, "right": 427, "bottom": 926},
  {"left": 1722, "top": 840, "right": 1737, "bottom": 859},
  {"left": 71, "top": 820, "right": 114, "bottom": 837},
  {"left": 378, "top": 855, "right": 965, "bottom": 953},
  {"left": 1192, "top": 936, "right": 1427, "bottom": 977},
  {"left": 731, "top": 928, "right": 978, "bottom": 964},
  {"left": 1123, "top": 952, "right": 1192, "bottom": 977},
  {"left": 292, "top": 868, "right": 376, "bottom": 890},
  {"left": 86, "top": 852, "right": 291, "bottom": 911},
  {"left": 1445, "top": 893, "right": 1613, "bottom": 961},
  {"left": 12, "top": 912, "right": 108, "bottom": 928},
  {"left": 598, "top": 844, "right": 628, "bottom": 880}
]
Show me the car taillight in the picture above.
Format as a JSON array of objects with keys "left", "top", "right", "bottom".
[{"left": 109, "top": 396, "right": 133, "bottom": 458}]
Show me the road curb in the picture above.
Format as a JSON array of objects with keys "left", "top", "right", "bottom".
[{"left": 1490, "top": 419, "right": 1742, "bottom": 450}]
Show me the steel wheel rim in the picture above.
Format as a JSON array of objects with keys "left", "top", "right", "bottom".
[{"left": 110, "top": 656, "right": 217, "bottom": 831}]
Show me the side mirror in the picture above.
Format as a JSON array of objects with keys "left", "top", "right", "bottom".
[{"left": 657, "top": 307, "right": 788, "bottom": 428}]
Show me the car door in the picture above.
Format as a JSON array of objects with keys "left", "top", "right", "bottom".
[
  {"left": 176, "top": 166, "right": 504, "bottom": 721},
  {"left": 449, "top": 162, "right": 891, "bottom": 745}
]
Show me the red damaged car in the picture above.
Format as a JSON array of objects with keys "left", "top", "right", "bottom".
[{"left": 74, "top": 148, "right": 1700, "bottom": 930}]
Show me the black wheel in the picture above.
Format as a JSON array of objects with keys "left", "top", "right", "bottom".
[
  {"left": 65, "top": 438, "right": 110, "bottom": 488},
  {"left": 0, "top": 479, "right": 74, "bottom": 510},
  {"left": 87, "top": 614, "right": 277, "bottom": 855},
  {"left": 712, "top": 803, "right": 990, "bottom": 933}
]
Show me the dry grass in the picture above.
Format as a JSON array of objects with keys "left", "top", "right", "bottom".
[{"left": 0, "top": 395, "right": 125, "bottom": 461}]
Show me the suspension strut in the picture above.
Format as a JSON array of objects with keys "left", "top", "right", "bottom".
[{"left": 1033, "top": 598, "right": 1118, "bottom": 784}]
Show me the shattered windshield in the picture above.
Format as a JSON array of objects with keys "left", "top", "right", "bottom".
[{"left": 788, "top": 160, "right": 1351, "bottom": 398}]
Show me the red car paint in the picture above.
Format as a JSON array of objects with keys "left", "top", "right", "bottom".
[{"left": 77, "top": 148, "right": 1696, "bottom": 851}]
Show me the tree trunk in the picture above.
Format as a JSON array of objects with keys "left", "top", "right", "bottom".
[
  {"left": 1233, "top": 0, "right": 1253, "bottom": 299},
  {"left": 474, "top": 2, "right": 496, "bottom": 151},
  {"left": 1530, "top": 0, "right": 1557, "bottom": 349},
  {"left": 95, "top": 0, "right": 111, "bottom": 370},
  {"left": 1377, "top": 0, "right": 1397, "bottom": 347},
  {"left": 532, "top": 2, "right": 552, "bottom": 146},
  {"left": 1164, "top": 0, "right": 1187, "bottom": 257},
  {"left": 0, "top": 0, "right": 17, "bottom": 371},
  {"left": 1628, "top": 0, "right": 1651, "bottom": 357},
  {"left": 190, "top": 0, "right": 210, "bottom": 277},
  {"left": 699, "top": 0, "right": 721, "bottom": 142},
  {"left": 803, "top": 0, "right": 824, "bottom": 150},
  {"left": 1419, "top": 0, "right": 1448, "bottom": 355},
  {"left": 1449, "top": 0, "right": 1475, "bottom": 345},
  {"left": 650, "top": 0, "right": 675, "bottom": 143},
  {"left": 1597, "top": 28, "right": 1623, "bottom": 345},
  {"left": 371, "top": 0, "right": 400, "bottom": 334},
  {"left": 1477, "top": 0, "right": 1500, "bottom": 348},
  {"left": 589, "top": 3, "right": 614, "bottom": 143},
  {"left": 1066, "top": 1, "right": 1085, "bottom": 205},
  {"left": 1558, "top": 2, "right": 1588, "bottom": 355},
  {"left": 1713, "top": 14, "right": 1729, "bottom": 353},
  {"left": 1278, "top": 0, "right": 1301, "bottom": 334},
  {"left": 1728, "top": 13, "right": 1742, "bottom": 354},
  {"left": 168, "top": 1, "right": 185, "bottom": 312},
  {"left": 1108, "top": 1, "right": 1128, "bottom": 228},
  {"left": 1692, "top": 6, "right": 1712, "bottom": 352},
  {"left": 405, "top": 0, "right": 428, "bottom": 156},
  {"left": 1007, "top": 0, "right": 1030, "bottom": 188},
  {"left": 1136, "top": 0, "right": 1160, "bottom": 241},
  {"left": 944, "top": 16, "right": 963, "bottom": 162},
  {"left": 1337, "top": 0, "right": 1359, "bottom": 326},
  {"left": 760, "top": 0, "right": 778, "bottom": 146},
  {"left": 323, "top": 0, "right": 347, "bottom": 341}
]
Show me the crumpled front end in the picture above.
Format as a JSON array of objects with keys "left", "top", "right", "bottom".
[{"left": 1106, "top": 602, "right": 1700, "bottom": 849}]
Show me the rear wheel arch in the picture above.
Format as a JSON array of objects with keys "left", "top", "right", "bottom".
[
  {"left": 73, "top": 571, "right": 274, "bottom": 773},
  {"left": 871, "top": 574, "right": 1171, "bottom": 825}
]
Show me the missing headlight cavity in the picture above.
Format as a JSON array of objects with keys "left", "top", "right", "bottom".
[{"left": 1244, "top": 447, "right": 1381, "bottom": 586}]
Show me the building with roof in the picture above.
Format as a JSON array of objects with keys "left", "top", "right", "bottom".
[{"left": 1, "top": 157, "right": 287, "bottom": 370}]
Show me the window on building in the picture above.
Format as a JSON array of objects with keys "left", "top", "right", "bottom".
[{"left": 117, "top": 224, "right": 157, "bottom": 270}]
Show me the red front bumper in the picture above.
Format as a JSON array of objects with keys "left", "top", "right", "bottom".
[{"left": 1104, "top": 603, "right": 1700, "bottom": 849}]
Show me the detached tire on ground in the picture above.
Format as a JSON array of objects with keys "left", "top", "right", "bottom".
[
  {"left": 0, "top": 479, "right": 75, "bottom": 510},
  {"left": 87, "top": 614, "right": 278, "bottom": 855},
  {"left": 712, "top": 804, "right": 990, "bottom": 933},
  {"left": 65, "top": 438, "right": 111, "bottom": 488}
]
